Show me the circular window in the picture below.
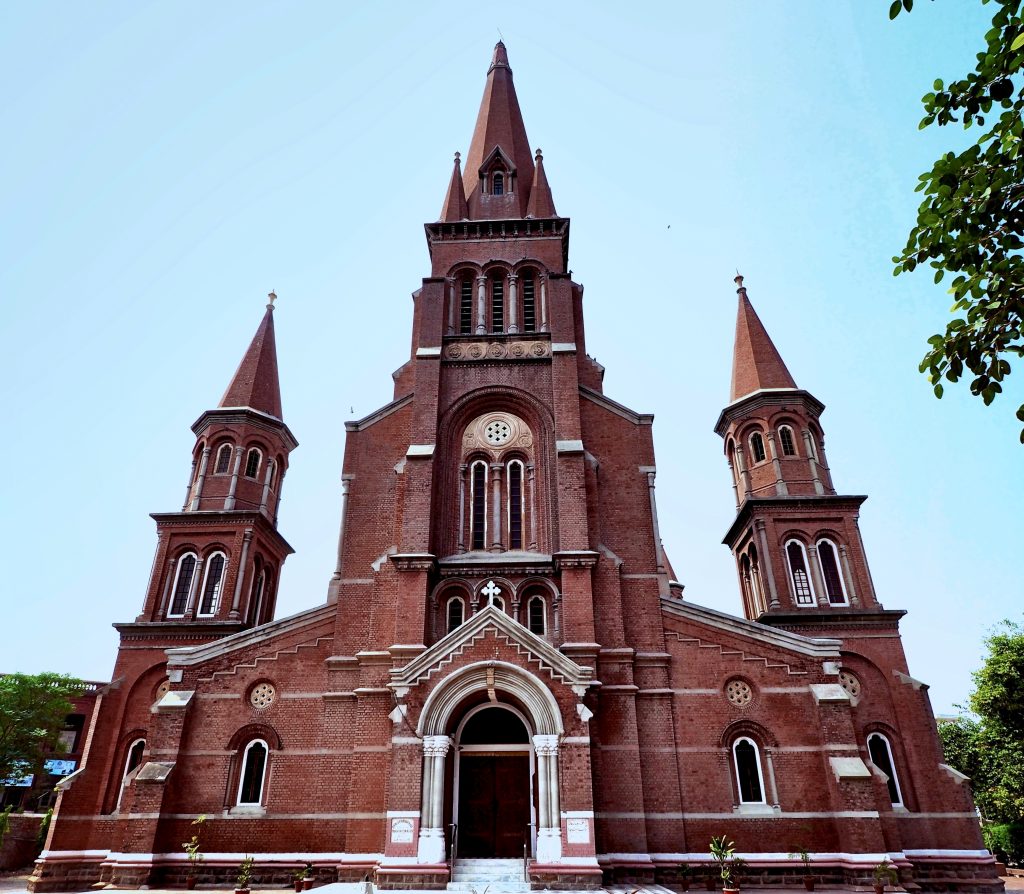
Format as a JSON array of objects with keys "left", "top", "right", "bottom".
[
  {"left": 725, "top": 678, "right": 753, "bottom": 707},
  {"left": 839, "top": 670, "right": 861, "bottom": 702},
  {"left": 154, "top": 679, "right": 170, "bottom": 704},
  {"left": 484, "top": 420, "right": 512, "bottom": 446},
  {"left": 250, "top": 682, "right": 276, "bottom": 711}
]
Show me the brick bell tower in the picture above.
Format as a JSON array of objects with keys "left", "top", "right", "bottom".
[{"left": 715, "top": 275, "right": 889, "bottom": 628}]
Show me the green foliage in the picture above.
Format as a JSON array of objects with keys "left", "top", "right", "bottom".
[
  {"left": 891, "top": 0, "right": 1024, "bottom": 441},
  {"left": 36, "top": 807, "right": 53, "bottom": 850},
  {"left": 0, "top": 673, "right": 86, "bottom": 790},
  {"left": 236, "top": 855, "right": 254, "bottom": 890},
  {"left": 709, "top": 836, "right": 737, "bottom": 886},
  {"left": 182, "top": 814, "right": 207, "bottom": 871},
  {"left": 873, "top": 860, "right": 898, "bottom": 885},
  {"left": 970, "top": 620, "right": 1024, "bottom": 735},
  {"left": 0, "top": 805, "right": 12, "bottom": 849},
  {"left": 984, "top": 821, "right": 1024, "bottom": 864}
]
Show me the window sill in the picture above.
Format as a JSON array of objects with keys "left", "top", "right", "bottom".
[
  {"left": 733, "top": 803, "right": 779, "bottom": 816},
  {"left": 228, "top": 805, "right": 267, "bottom": 817}
]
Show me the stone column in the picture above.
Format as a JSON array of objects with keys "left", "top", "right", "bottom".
[
  {"left": 507, "top": 273, "right": 519, "bottom": 333},
  {"left": 156, "top": 555, "right": 176, "bottom": 618},
  {"left": 490, "top": 462, "right": 503, "bottom": 551},
  {"left": 417, "top": 736, "right": 451, "bottom": 864},
  {"left": 726, "top": 457, "right": 740, "bottom": 510},
  {"left": 539, "top": 274, "right": 549, "bottom": 332},
  {"left": 532, "top": 735, "right": 562, "bottom": 863},
  {"left": 228, "top": 529, "right": 253, "bottom": 620},
  {"left": 273, "top": 467, "right": 286, "bottom": 524},
  {"left": 188, "top": 447, "right": 211, "bottom": 511},
  {"left": 476, "top": 276, "right": 487, "bottom": 334},
  {"left": 806, "top": 543, "right": 829, "bottom": 607},
  {"left": 457, "top": 464, "right": 468, "bottom": 553},
  {"left": 754, "top": 519, "right": 781, "bottom": 609},
  {"left": 330, "top": 478, "right": 352, "bottom": 581},
  {"left": 838, "top": 544, "right": 861, "bottom": 606},
  {"left": 182, "top": 554, "right": 204, "bottom": 619},
  {"left": 644, "top": 470, "right": 666, "bottom": 573},
  {"left": 446, "top": 276, "right": 456, "bottom": 335},
  {"left": 224, "top": 446, "right": 244, "bottom": 510},
  {"left": 766, "top": 432, "right": 788, "bottom": 496},
  {"left": 527, "top": 463, "right": 538, "bottom": 550},
  {"left": 853, "top": 514, "right": 879, "bottom": 606},
  {"left": 734, "top": 445, "right": 752, "bottom": 499},
  {"left": 802, "top": 429, "right": 824, "bottom": 495},
  {"left": 183, "top": 458, "right": 197, "bottom": 510},
  {"left": 259, "top": 459, "right": 276, "bottom": 515}
]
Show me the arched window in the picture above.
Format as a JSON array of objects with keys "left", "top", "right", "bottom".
[
  {"left": 528, "top": 595, "right": 546, "bottom": 635},
  {"left": 446, "top": 596, "right": 465, "bottom": 633},
  {"left": 244, "top": 448, "right": 261, "bottom": 479},
  {"left": 491, "top": 274, "right": 504, "bottom": 332},
  {"left": 732, "top": 737, "right": 766, "bottom": 804},
  {"left": 470, "top": 461, "right": 487, "bottom": 550},
  {"left": 250, "top": 570, "right": 266, "bottom": 626},
  {"left": 168, "top": 553, "right": 198, "bottom": 617},
  {"left": 521, "top": 274, "right": 536, "bottom": 332},
  {"left": 492, "top": 595, "right": 505, "bottom": 612},
  {"left": 741, "top": 552, "right": 766, "bottom": 616},
  {"left": 785, "top": 540, "right": 815, "bottom": 606},
  {"left": 237, "top": 739, "right": 269, "bottom": 806},
  {"left": 778, "top": 426, "right": 797, "bottom": 456},
  {"left": 492, "top": 171, "right": 504, "bottom": 195},
  {"left": 750, "top": 432, "right": 766, "bottom": 463},
  {"left": 459, "top": 277, "right": 473, "bottom": 334},
  {"left": 197, "top": 552, "right": 226, "bottom": 617},
  {"left": 214, "top": 443, "right": 234, "bottom": 475},
  {"left": 867, "top": 733, "right": 904, "bottom": 806},
  {"left": 808, "top": 429, "right": 820, "bottom": 461},
  {"left": 816, "top": 539, "right": 847, "bottom": 605},
  {"left": 116, "top": 738, "right": 146, "bottom": 810},
  {"left": 507, "top": 460, "right": 524, "bottom": 550}
]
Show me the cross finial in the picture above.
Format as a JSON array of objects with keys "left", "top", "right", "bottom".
[
  {"left": 454, "top": 150, "right": 461, "bottom": 164},
  {"left": 481, "top": 580, "right": 501, "bottom": 605},
  {"left": 267, "top": 290, "right": 277, "bottom": 310},
  {"left": 734, "top": 271, "right": 745, "bottom": 294}
]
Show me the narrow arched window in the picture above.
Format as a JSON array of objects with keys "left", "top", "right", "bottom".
[
  {"left": 491, "top": 274, "right": 504, "bottom": 332},
  {"left": 733, "top": 737, "right": 766, "bottom": 804},
  {"left": 244, "top": 448, "right": 261, "bottom": 479},
  {"left": 447, "top": 596, "right": 465, "bottom": 633},
  {"left": 116, "top": 737, "right": 147, "bottom": 810},
  {"left": 470, "top": 461, "right": 487, "bottom": 550},
  {"left": 492, "top": 595, "right": 505, "bottom": 612},
  {"left": 249, "top": 570, "right": 266, "bottom": 626},
  {"left": 528, "top": 595, "right": 546, "bottom": 635},
  {"left": 492, "top": 172, "right": 504, "bottom": 195},
  {"left": 197, "top": 552, "right": 226, "bottom": 616},
  {"left": 214, "top": 443, "right": 234, "bottom": 475},
  {"left": 750, "top": 432, "right": 766, "bottom": 463},
  {"left": 808, "top": 430, "right": 820, "bottom": 461},
  {"left": 521, "top": 275, "right": 536, "bottom": 332},
  {"left": 168, "top": 553, "right": 198, "bottom": 617},
  {"left": 507, "top": 460, "right": 524, "bottom": 550},
  {"left": 867, "top": 733, "right": 904, "bottom": 806},
  {"left": 786, "top": 540, "right": 815, "bottom": 606},
  {"left": 459, "top": 277, "right": 473, "bottom": 334},
  {"left": 816, "top": 539, "right": 847, "bottom": 605},
  {"left": 237, "top": 739, "right": 269, "bottom": 806},
  {"left": 778, "top": 426, "right": 797, "bottom": 456}
]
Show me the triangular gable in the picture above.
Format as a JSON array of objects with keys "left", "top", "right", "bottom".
[
  {"left": 390, "top": 604, "right": 594, "bottom": 693},
  {"left": 478, "top": 144, "right": 518, "bottom": 175}
]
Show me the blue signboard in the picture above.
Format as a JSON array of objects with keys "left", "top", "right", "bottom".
[{"left": 44, "top": 759, "right": 77, "bottom": 776}]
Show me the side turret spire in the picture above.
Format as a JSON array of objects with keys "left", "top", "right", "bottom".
[
  {"left": 439, "top": 152, "right": 469, "bottom": 222},
  {"left": 525, "top": 148, "right": 557, "bottom": 218},
  {"left": 729, "top": 275, "right": 797, "bottom": 402},
  {"left": 220, "top": 293, "right": 283, "bottom": 420}
]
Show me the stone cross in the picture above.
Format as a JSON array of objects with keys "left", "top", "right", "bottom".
[{"left": 481, "top": 580, "right": 501, "bottom": 605}]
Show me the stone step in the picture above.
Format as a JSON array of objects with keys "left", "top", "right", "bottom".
[{"left": 447, "top": 884, "right": 531, "bottom": 893}]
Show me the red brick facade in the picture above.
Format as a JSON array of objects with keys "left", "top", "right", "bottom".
[{"left": 31, "top": 43, "right": 999, "bottom": 893}]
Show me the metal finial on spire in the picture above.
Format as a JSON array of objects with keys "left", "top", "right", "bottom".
[
  {"left": 454, "top": 151, "right": 461, "bottom": 164},
  {"left": 267, "top": 290, "right": 277, "bottom": 310},
  {"left": 535, "top": 147, "right": 543, "bottom": 162},
  {"left": 734, "top": 272, "right": 745, "bottom": 293}
]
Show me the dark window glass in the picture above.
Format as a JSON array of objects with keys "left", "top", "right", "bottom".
[
  {"left": 460, "top": 707, "right": 529, "bottom": 744},
  {"left": 198, "top": 554, "right": 225, "bottom": 615},
  {"left": 239, "top": 741, "right": 268, "bottom": 805},
  {"left": 817, "top": 541, "right": 846, "bottom": 604},
  {"left": 787, "top": 542, "right": 814, "bottom": 605},
  {"left": 471, "top": 463, "right": 486, "bottom": 550},
  {"left": 126, "top": 739, "right": 146, "bottom": 775},
  {"left": 447, "top": 598, "right": 464, "bottom": 633},
  {"left": 522, "top": 276, "right": 536, "bottom": 332},
  {"left": 528, "top": 596, "right": 545, "bottom": 635},
  {"left": 245, "top": 449, "right": 260, "bottom": 478},
  {"left": 493, "top": 172, "right": 504, "bottom": 195},
  {"left": 459, "top": 278, "right": 473, "bottom": 334},
  {"left": 250, "top": 572, "right": 265, "bottom": 625},
  {"left": 215, "top": 444, "right": 233, "bottom": 474},
  {"left": 779, "top": 427, "right": 796, "bottom": 456},
  {"left": 169, "top": 555, "right": 197, "bottom": 616},
  {"left": 491, "top": 276, "right": 504, "bottom": 332},
  {"left": 734, "top": 739, "right": 763, "bottom": 803},
  {"left": 509, "top": 462, "right": 523, "bottom": 550},
  {"left": 750, "top": 433, "right": 766, "bottom": 463},
  {"left": 868, "top": 734, "right": 902, "bottom": 804}
]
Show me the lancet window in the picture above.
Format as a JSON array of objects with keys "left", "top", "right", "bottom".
[
  {"left": 732, "top": 736, "right": 767, "bottom": 804},
  {"left": 778, "top": 425, "right": 797, "bottom": 456},
  {"left": 214, "top": 442, "right": 234, "bottom": 474},
  {"left": 167, "top": 553, "right": 198, "bottom": 617},
  {"left": 459, "top": 277, "right": 473, "bottom": 334},
  {"left": 785, "top": 540, "right": 815, "bottom": 606},
  {"left": 237, "top": 739, "right": 269, "bottom": 806},
  {"left": 116, "top": 737, "right": 146, "bottom": 810},
  {"left": 750, "top": 432, "right": 767, "bottom": 464},
  {"left": 816, "top": 538, "right": 847, "bottom": 605},
  {"left": 447, "top": 265, "right": 546, "bottom": 336},
  {"left": 521, "top": 274, "right": 536, "bottom": 332},
  {"left": 244, "top": 448, "right": 261, "bottom": 479},
  {"left": 867, "top": 732, "right": 904, "bottom": 806},
  {"left": 491, "top": 274, "right": 504, "bottom": 332},
  {"left": 197, "top": 552, "right": 226, "bottom": 617}
]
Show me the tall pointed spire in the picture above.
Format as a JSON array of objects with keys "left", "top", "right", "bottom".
[
  {"left": 464, "top": 41, "right": 536, "bottom": 219},
  {"left": 439, "top": 151, "right": 469, "bottom": 222},
  {"left": 219, "top": 293, "right": 283, "bottom": 419},
  {"left": 525, "top": 148, "right": 557, "bottom": 218},
  {"left": 729, "top": 275, "right": 798, "bottom": 402}
]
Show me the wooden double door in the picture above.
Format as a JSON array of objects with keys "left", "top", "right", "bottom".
[{"left": 457, "top": 752, "right": 531, "bottom": 858}]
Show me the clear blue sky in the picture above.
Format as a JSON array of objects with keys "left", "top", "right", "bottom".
[{"left": 1, "top": 2, "right": 1020, "bottom": 714}]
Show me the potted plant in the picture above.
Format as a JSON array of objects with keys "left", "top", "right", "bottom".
[
  {"left": 293, "top": 868, "right": 306, "bottom": 892},
  {"left": 678, "top": 862, "right": 691, "bottom": 892},
  {"left": 303, "top": 862, "right": 315, "bottom": 890},
  {"left": 181, "top": 814, "right": 207, "bottom": 890},
  {"left": 790, "top": 847, "right": 814, "bottom": 891},
  {"left": 235, "top": 856, "right": 254, "bottom": 894},
  {"left": 709, "top": 835, "right": 739, "bottom": 894},
  {"left": 872, "top": 859, "right": 898, "bottom": 894}
]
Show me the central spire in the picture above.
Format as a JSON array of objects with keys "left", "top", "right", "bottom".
[
  {"left": 729, "top": 276, "right": 798, "bottom": 402},
  {"left": 463, "top": 41, "right": 537, "bottom": 219}
]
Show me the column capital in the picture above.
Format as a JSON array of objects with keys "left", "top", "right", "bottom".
[
  {"left": 422, "top": 735, "right": 451, "bottom": 757},
  {"left": 532, "top": 734, "right": 559, "bottom": 755}
]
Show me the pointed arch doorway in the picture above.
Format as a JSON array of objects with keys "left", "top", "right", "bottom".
[{"left": 453, "top": 703, "right": 534, "bottom": 859}]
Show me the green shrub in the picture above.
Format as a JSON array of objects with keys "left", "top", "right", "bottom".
[{"left": 984, "top": 821, "right": 1024, "bottom": 866}]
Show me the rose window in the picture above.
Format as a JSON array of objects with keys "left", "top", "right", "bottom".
[
  {"left": 725, "top": 678, "right": 753, "bottom": 707},
  {"left": 838, "top": 670, "right": 861, "bottom": 702},
  {"left": 250, "top": 682, "right": 276, "bottom": 711},
  {"left": 484, "top": 420, "right": 512, "bottom": 446}
]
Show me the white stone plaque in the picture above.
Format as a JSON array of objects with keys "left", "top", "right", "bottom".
[
  {"left": 566, "top": 818, "right": 589, "bottom": 844},
  {"left": 391, "top": 818, "right": 414, "bottom": 843}
]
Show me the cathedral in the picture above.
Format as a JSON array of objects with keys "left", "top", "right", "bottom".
[{"left": 31, "top": 43, "right": 999, "bottom": 893}]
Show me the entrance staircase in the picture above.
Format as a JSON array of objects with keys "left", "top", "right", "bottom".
[{"left": 448, "top": 858, "right": 531, "bottom": 893}]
